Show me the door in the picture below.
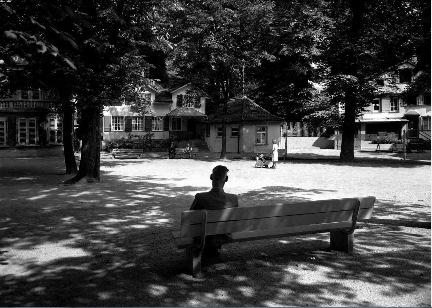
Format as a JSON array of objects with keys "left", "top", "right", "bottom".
[
  {"left": 0, "top": 118, "right": 6, "bottom": 146},
  {"left": 406, "top": 116, "right": 419, "bottom": 138}
]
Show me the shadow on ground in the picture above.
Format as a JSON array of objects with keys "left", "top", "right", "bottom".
[{"left": 0, "top": 158, "right": 430, "bottom": 306}]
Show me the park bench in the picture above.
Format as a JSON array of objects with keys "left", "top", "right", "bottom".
[
  {"left": 174, "top": 147, "right": 199, "bottom": 159},
  {"left": 173, "top": 196, "right": 376, "bottom": 276},
  {"left": 112, "top": 148, "right": 143, "bottom": 159}
]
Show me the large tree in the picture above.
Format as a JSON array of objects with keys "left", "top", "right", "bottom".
[
  {"left": 253, "top": 0, "right": 329, "bottom": 122},
  {"left": 320, "top": 0, "right": 427, "bottom": 161},
  {"left": 1, "top": 0, "right": 168, "bottom": 182},
  {"left": 167, "top": 0, "right": 275, "bottom": 159}
]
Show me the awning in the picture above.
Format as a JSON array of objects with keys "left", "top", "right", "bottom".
[
  {"left": 404, "top": 110, "right": 421, "bottom": 116},
  {"left": 357, "top": 118, "right": 408, "bottom": 123},
  {"left": 166, "top": 107, "right": 207, "bottom": 118}
]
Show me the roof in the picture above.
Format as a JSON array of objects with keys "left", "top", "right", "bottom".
[
  {"left": 167, "top": 107, "right": 207, "bottom": 117},
  {"left": 357, "top": 113, "right": 408, "bottom": 123},
  {"left": 356, "top": 118, "right": 408, "bottom": 123},
  {"left": 209, "top": 96, "right": 283, "bottom": 123},
  {"left": 404, "top": 110, "right": 421, "bottom": 116}
]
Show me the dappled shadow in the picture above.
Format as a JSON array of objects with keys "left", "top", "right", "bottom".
[{"left": 0, "top": 157, "right": 430, "bottom": 306}]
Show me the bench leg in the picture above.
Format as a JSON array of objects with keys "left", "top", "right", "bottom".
[
  {"left": 186, "top": 247, "right": 203, "bottom": 277},
  {"left": 330, "top": 231, "right": 354, "bottom": 253}
]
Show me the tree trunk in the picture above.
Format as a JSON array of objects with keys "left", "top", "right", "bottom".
[
  {"left": 220, "top": 100, "right": 228, "bottom": 159},
  {"left": 62, "top": 102, "right": 77, "bottom": 174},
  {"left": 64, "top": 104, "right": 101, "bottom": 183},
  {"left": 220, "top": 120, "right": 227, "bottom": 159},
  {"left": 340, "top": 99, "right": 356, "bottom": 161}
]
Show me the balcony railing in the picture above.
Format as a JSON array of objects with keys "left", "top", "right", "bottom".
[{"left": 0, "top": 100, "right": 58, "bottom": 110}]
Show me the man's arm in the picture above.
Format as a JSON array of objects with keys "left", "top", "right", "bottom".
[{"left": 190, "top": 194, "right": 200, "bottom": 210}]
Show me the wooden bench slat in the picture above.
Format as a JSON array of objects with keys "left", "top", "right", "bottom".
[
  {"left": 181, "top": 197, "right": 375, "bottom": 225},
  {"left": 228, "top": 221, "right": 353, "bottom": 241},
  {"left": 181, "top": 209, "right": 356, "bottom": 237}
]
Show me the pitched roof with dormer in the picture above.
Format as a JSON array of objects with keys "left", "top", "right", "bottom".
[{"left": 208, "top": 96, "right": 283, "bottom": 123}]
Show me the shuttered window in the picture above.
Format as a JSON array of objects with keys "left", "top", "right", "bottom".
[
  {"left": 132, "top": 117, "right": 143, "bottom": 131},
  {"left": 111, "top": 116, "right": 124, "bottom": 131},
  {"left": 152, "top": 116, "right": 163, "bottom": 131}
]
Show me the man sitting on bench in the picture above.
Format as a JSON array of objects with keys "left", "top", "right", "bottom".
[{"left": 190, "top": 165, "right": 239, "bottom": 258}]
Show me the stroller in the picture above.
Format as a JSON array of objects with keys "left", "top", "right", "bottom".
[{"left": 255, "top": 153, "right": 273, "bottom": 168}]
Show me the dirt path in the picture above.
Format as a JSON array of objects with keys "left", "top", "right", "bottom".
[{"left": 0, "top": 156, "right": 430, "bottom": 306}]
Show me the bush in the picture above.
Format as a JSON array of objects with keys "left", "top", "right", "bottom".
[{"left": 105, "top": 133, "right": 153, "bottom": 152}]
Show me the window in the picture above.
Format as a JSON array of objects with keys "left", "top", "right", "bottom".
[
  {"left": 399, "top": 97, "right": 407, "bottom": 106},
  {"left": 32, "top": 90, "right": 40, "bottom": 100},
  {"left": 399, "top": 69, "right": 412, "bottom": 83},
  {"left": 390, "top": 97, "right": 399, "bottom": 112},
  {"left": 416, "top": 95, "right": 424, "bottom": 106},
  {"left": 217, "top": 127, "right": 223, "bottom": 137},
  {"left": 21, "top": 90, "right": 29, "bottom": 100},
  {"left": 49, "top": 116, "right": 63, "bottom": 144},
  {"left": 372, "top": 99, "right": 381, "bottom": 112},
  {"left": 17, "top": 118, "right": 37, "bottom": 145},
  {"left": 111, "top": 116, "right": 125, "bottom": 131},
  {"left": 152, "top": 116, "right": 163, "bottom": 131},
  {"left": 231, "top": 127, "right": 239, "bottom": 137},
  {"left": 176, "top": 94, "right": 183, "bottom": 107},
  {"left": 376, "top": 79, "right": 384, "bottom": 86},
  {"left": 132, "top": 117, "right": 143, "bottom": 131},
  {"left": 422, "top": 117, "right": 431, "bottom": 131},
  {"left": 256, "top": 126, "right": 267, "bottom": 145},
  {"left": 171, "top": 117, "right": 181, "bottom": 131},
  {"left": 0, "top": 118, "right": 6, "bottom": 146}
]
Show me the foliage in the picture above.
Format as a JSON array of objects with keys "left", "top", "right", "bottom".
[
  {"left": 104, "top": 133, "right": 153, "bottom": 152},
  {"left": 252, "top": 0, "right": 329, "bottom": 121}
]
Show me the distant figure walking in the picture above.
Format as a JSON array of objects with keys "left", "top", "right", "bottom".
[
  {"left": 168, "top": 141, "right": 176, "bottom": 159},
  {"left": 190, "top": 165, "right": 239, "bottom": 257},
  {"left": 271, "top": 139, "right": 279, "bottom": 169}
]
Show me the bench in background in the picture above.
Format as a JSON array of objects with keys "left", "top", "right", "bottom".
[
  {"left": 112, "top": 149, "right": 143, "bottom": 159},
  {"left": 173, "top": 196, "right": 376, "bottom": 276}
]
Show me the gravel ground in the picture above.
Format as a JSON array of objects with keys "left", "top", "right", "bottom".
[{"left": 0, "top": 153, "right": 430, "bottom": 306}]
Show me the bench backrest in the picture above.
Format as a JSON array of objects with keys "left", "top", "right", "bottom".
[{"left": 180, "top": 196, "right": 376, "bottom": 238}]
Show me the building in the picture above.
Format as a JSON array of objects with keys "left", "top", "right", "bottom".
[
  {"left": 357, "top": 57, "right": 431, "bottom": 143},
  {"left": 0, "top": 89, "right": 63, "bottom": 152},
  {"left": 206, "top": 96, "right": 283, "bottom": 153},
  {"left": 102, "top": 81, "right": 207, "bottom": 146}
]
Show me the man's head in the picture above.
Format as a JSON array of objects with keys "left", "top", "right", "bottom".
[{"left": 210, "top": 165, "right": 229, "bottom": 188}]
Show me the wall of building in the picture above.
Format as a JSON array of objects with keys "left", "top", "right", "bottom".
[
  {"left": 171, "top": 86, "right": 206, "bottom": 114},
  {"left": 206, "top": 123, "right": 280, "bottom": 153},
  {"left": 279, "top": 137, "right": 334, "bottom": 150}
]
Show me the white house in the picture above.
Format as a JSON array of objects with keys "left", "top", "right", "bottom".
[
  {"left": 357, "top": 57, "right": 430, "bottom": 142},
  {"left": 102, "top": 81, "right": 207, "bottom": 145}
]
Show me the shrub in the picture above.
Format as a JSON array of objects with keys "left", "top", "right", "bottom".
[{"left": 105, "top": 133, "right": 153, "bottom": 152}]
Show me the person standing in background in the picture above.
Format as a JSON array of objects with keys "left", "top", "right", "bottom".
[{"left": 271, "top": 139, "right": 279, "bottom": 169}]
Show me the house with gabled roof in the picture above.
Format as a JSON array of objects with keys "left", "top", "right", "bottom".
[
  {"left": 206, "top": 96, "right": 283, "bottom": 153},
  {"left": 356, "top": 56, "right": 430, "bottom": 143},
  {"left": 102, "top": 80, "right": 207, "bottom": 146}
]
